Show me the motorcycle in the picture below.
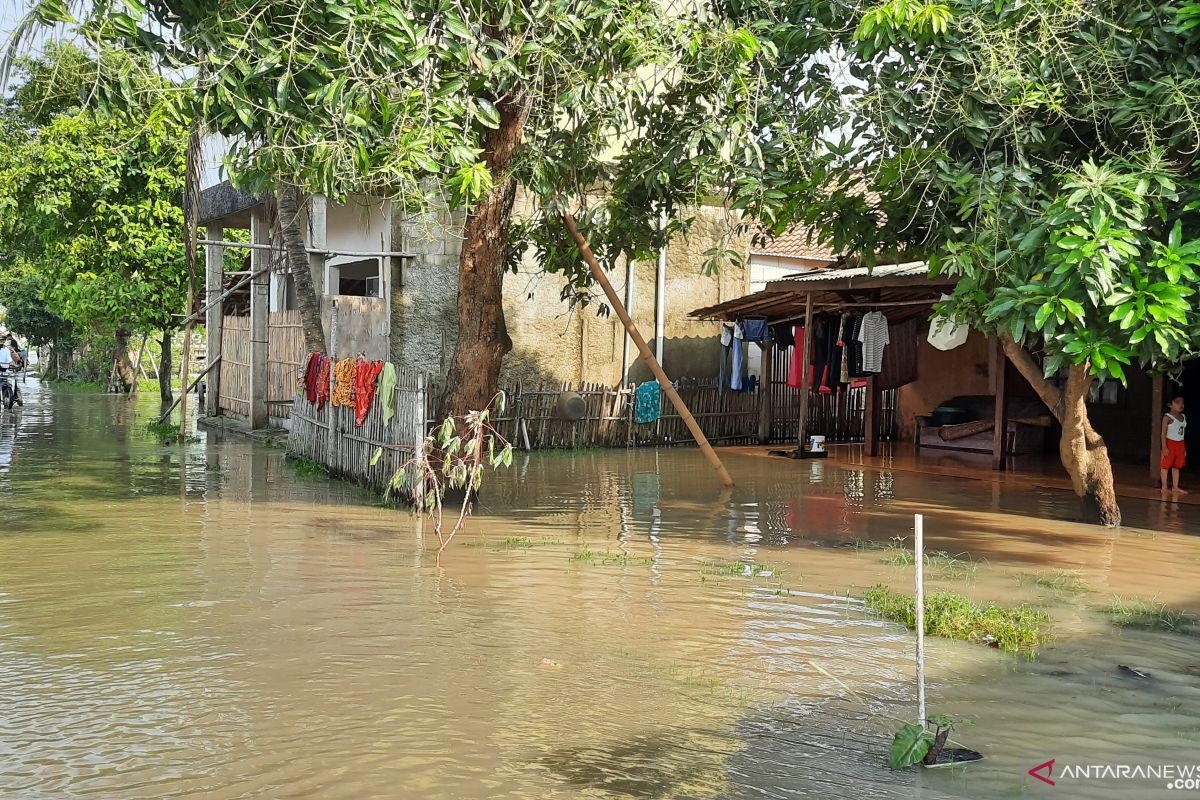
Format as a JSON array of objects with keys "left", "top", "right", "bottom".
[{"left": 0, "top": 365, "right": 22, "bottom": 410}]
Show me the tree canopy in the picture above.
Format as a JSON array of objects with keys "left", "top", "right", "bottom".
[{"left": 0, "top": 45, "right": 189, "bottom": 341}]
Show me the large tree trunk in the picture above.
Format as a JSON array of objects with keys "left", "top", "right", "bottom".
[
  {"left": 159, "top": 328, "right": 174, "bottom": 404},
  {"left": 111, "top": 325, "right": 136, "bottom": 393},
  {"left": 276, "top": 182, "right": 327, "bottom": 355},
  {"left": 1000, "top": 335, "right": 1121, "bottom": 526},
  {"left": 440, "top": 98, "right": 527, "bottom": 419}
]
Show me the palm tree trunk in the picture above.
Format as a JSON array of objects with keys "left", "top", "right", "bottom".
[
  {"left": 159, "top": 328, "right": 174, "bottom": 404},
  {"left": 276, "top": 182, "right": 327, "bottom": 354}
]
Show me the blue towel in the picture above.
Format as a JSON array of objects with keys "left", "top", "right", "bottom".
[
  {"left": 731, "top": 337, "right": 745, "bottom": 391},
  {"left": 741, "top": 318, "right": 770, "bottom": 342},
  {"left": 634, "top": 382, "right": 662, "bottom": 424}
]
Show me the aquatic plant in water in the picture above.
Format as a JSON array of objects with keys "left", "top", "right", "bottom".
[
  {"left": 1104, "top": 597, "right": 1196, "bottom": 635},
  {"left": 864, "top": 586, "right": 1050, "bottom": 655}
]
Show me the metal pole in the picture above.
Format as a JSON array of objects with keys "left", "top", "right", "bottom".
[
  {"left": 915, "top": 512, "right": 926, "bottom": 727},
  {"left": 564, "top": 213, "right": 734, "bottom": 488},
  {"left": 655, "top": 209, "right": 667, "bottom": 365}
]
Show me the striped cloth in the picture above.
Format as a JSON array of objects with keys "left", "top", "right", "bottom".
[{"left": 857, "top": 311, "right": 890, "bottom": 373}]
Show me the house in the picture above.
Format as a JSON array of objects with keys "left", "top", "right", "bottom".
[{"left": 196, "top": 174, "right": 754, "bottom": 428}]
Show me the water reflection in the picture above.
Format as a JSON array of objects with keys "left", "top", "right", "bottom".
[{"left": 2, "top": 385, "right": 1200, "bottom": 799}]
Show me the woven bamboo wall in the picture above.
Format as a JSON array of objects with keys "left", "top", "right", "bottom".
[
  {"left": 268, "top": 311, "right": 305, "bottom": 420},
  {"left": 219, "top": 316, "right": 250, "bottom": 417}
]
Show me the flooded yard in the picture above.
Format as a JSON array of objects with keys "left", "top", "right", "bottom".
[{"left": 2, "top": 382, "right": 1200, "bottom": 799}]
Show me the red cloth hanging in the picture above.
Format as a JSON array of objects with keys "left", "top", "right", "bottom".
[
  {"left": 303, "top": 352, "right": 321, "bottom": 404},
  {"left": 315, "top": 356, "right": 332, "bottom": 410},
  {"left": 353, "top": 358, "right": 385, "bottom": 426}
]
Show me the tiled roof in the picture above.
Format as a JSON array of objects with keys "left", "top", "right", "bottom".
[{"left": 751, "top": 224, "right": 837, "bottom": 261}]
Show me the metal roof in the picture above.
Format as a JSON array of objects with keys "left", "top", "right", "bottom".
[{"left": 691, "top": 261, "right": 953, "bottom": 323}]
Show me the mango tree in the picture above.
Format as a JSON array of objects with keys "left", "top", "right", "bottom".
[
  {"left": 0, "top": 46, "right": 188, "bottom": 393},
  {"left": 17, "top": 0, "right": 822, "bottom": 417},
  {"left": 785, "top": 0, "right": 1200, "bottom": 525}
]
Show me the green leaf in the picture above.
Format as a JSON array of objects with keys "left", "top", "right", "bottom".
[
  {"left": 370, "top": 447, "right": 383, "bottom": 466},
  {"left": 889, "top": 723, "right": 935, "bottom": 769}
]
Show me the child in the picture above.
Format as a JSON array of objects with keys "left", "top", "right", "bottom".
[{"left": 1161, "top": 395, "right": 1187, "bottom": 496}]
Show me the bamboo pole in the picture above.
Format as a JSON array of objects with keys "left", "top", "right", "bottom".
[
  {"left": 157, "top": 356, "right": 222, "bottom": 424},
  {"left": 795, "top": 292, "right": 815, "bottom": 451},
  {"left": 178, "top": 123, "right": 202, "bottom": 443},
  {"left": 563, "top": 213, "right": 734, "bottom": 488}
]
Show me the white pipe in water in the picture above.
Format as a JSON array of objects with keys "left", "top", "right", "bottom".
[{"left": 915, "top": 513, "right": 926, "bottom": 727}]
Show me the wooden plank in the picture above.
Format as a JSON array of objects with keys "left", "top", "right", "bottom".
[
  {"left": 1151, "top": 374, "right": 1164, "bottom": 486},
  {"left": 795, "top": 293, "right": 815, "bottom": 450},
  {"left": 992, "top": 337, "right": 1009, "bottom": 470}
]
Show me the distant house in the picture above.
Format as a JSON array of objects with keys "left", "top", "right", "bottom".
[{"left": 196, "top": 172, "right": 754, "bottom": 426}]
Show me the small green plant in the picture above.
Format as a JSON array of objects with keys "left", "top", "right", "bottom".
[
  {"left": 697, "top": 560, "right": 780, "bottom": 578},
  {"left": 290, "top": 456, "right": 329, "bottom": 479},
  {"left": 1104, "top": 597, "right": 1196, "bottom": 634},
  {"left": 572, "top": 548, "right": 654, "bottom": 567},
  {"left": 1020, "top": 570, "right": 1089, "bottom": 594},
  {"left": 145, "top": 421, "right": 199, "bottom": 444},
  {"left": 864, "top": 585, "right": 1050, "bottom": 655},
  {"left": 883, "top": 548, "right": 979, "bottom": 580},
  {"left": 384, "top": 393, "right": 513, "bottom": 557},
  {"left": 889, "top": 715, "right": 969, "bottom": 769}
]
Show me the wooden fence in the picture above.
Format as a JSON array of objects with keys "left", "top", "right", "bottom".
[
  {"left": 218, "top": 311, "right": 306, "bottom": 420},
  {"left": 285, "top": 364, "right": 895, "bottom": 493},
  {"left": 218, "top": 316, "right": 250, "bottom": 417},
  {"left": 289, "top": 366, "right": 426, "bottom": 495}
]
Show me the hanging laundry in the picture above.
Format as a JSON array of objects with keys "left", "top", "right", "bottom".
[
  {"left": 839, "top": 315, "right": 852, "bottom": 384},
  {"left": 787, "top": 325, "right": 807, "bottom": 389},
  {"left": 720, "top": 324, "right": 734, "bottom": 346},
  {"left": 877, "top": 318, "right": 919, "bottom": 390},
  {"left": 634, "top": 381, "right": 662, "bottom": 423},
  {"left": 303, "top": 352, "right": 321, "bottom": 404},
  {"left": 847, "top": 314, "right": 869, "bottom": 378},
  {"left": 353, "top": 358, "right": 385, "bottom": 426},
  {"left": 315, "top": 356, "right": 331, "bottom": 410},
  {"left": 813, "top": 316, "right": 834, "bottom": 393},
  {"left": 858, "top": 311, "right": 890, "bottom": 373},
  {"left": 771, "top": 323, "right": 794, "bottom": 349},
  {"left": 730, "top": 322, "right": 746, "bottom": 391},
  {"left": 332, "top": 358, "right": 356, "bottom": 408},
  {"left": 740, "top": 318, "right": 770, "bottom": 343},
  {"left": 378, "top": 362, "right": 398, "bottom": 423}
]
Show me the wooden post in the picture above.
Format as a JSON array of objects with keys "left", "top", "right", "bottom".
[
  {"left": 205, "top": 225, "right": 225, "bottom": 417},
  {"left": 326, "top": 300, "right": 339, "bottom": 463},
  {"left": 1150, "top": 374, "right": 1164, "bottom": 486},
  {"left": 249, "top": 208, "right": 270, "bottom": 429},
  {"left": 177, "top": 126, "right": 202, "bottom": 441},
  {"left": 864, "top": 375, "right": 880, "bottom": 457},
  {"left": 758, "top": 342, "right": 774, "bottom": 444},
  {"left": 795, "top": 292, "right": 815, "bottom": 452},
  {"left": 992, "top": 337, "right": 1009, "bottom": 471},
  {"left": 564, "top": 213, "right": 734, "bottom": 488}
]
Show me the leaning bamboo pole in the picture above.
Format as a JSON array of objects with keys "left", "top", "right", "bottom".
[
  {"left": 177, "top": 123, "right": 203, "bottom": 441},
  {"left": 563, "top": 213, "right": 734, "bottom": 488}
]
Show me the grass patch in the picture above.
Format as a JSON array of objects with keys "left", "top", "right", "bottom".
[
  {"left": 1104, "top": 597, "right": 1196, "bottom": 635},
  {"left": 145, "top": 421, "right": 199, "bottom": 444},
  {"left": 289, "top": 456, "right": 329, "bottom": 479},
  {"left": 882, "top": 548, "right": 979, "bottom": 580},
  {"left": 1019, "top": 570, "right": 1089, "bottom": 595},
  {"left": 864, "top": 585, "right": 1050, "bottom": 655},
  {"left": 46, "top": 378, "right": 108, "bottom": 393},
  {"left": 572, "top": 547, "right": 655, "bottom": 567},
  {"left": 839, "top": 537, "right": 901, "bottom": 551},
  {"left": 698, "top": 560, "right": 781, "bottom": 578}
]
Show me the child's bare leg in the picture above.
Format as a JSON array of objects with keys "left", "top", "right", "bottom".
[
  {"left": 1172, "top": 468, "right": 1187, "bottom": 494},
  {"left": 1162, "top": 468, "right": 1171, "bottom": 496}
]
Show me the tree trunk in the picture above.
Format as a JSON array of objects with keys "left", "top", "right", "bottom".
[
  {"left": 111, "top": 326, "right": 136, "bottom": 393},
  {"left": 159, "top": 329, "right": 174, "bottom": 404},
  {"left": 1000, "top": 335, "right": 1121, "bottom": 526},
  {"left": 276, "top": 182, "right": 327, "bottom": 354},
  {"left": 440, "top": 98, "right": 527, "bottom": 419}
]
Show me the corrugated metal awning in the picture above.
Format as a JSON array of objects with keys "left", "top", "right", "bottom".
[{"left": 691, "top": 262, "right": 954, "bottom": 323}]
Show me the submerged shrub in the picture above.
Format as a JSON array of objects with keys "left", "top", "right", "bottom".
[
  {"left": 1104, "top": 597, "right": 1196, "bottom": 635},
  {"left": 864, "top": 585, "right": 1050, "bottom": 655}
]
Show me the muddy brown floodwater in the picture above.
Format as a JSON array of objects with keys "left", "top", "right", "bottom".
[{"left": 2, "top": 382, "right": 1200, "bottom": 799}]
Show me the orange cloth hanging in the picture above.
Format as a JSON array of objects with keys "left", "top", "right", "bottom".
[
  {"left": 315, "top": 356, "right": 332, "bottom": 410},
  {"left": 332, "top": 358, "right": 356, "bottom": 408},
  {"left": 353, "top": 358, "right": 385, "bottom": 426}
]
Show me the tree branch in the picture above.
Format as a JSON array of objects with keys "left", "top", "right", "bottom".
[{"left": 999, "top": 333, "right": 1064, "bottom": 423}]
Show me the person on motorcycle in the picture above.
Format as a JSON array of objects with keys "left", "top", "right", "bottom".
[{"left": 0, "top": 336, "right": 23, "bottom": 408}]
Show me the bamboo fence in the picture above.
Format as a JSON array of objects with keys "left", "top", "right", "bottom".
[
  {"left": 218, "top": 315, "right": 250, "bottom": 417},
  {"left": 219, "top": 312, "right": 306, "bottom": 420}
]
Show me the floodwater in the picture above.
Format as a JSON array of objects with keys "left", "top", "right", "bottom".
[{"left": 2, "top": 381, "right": 1200, "bottom": 800}]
